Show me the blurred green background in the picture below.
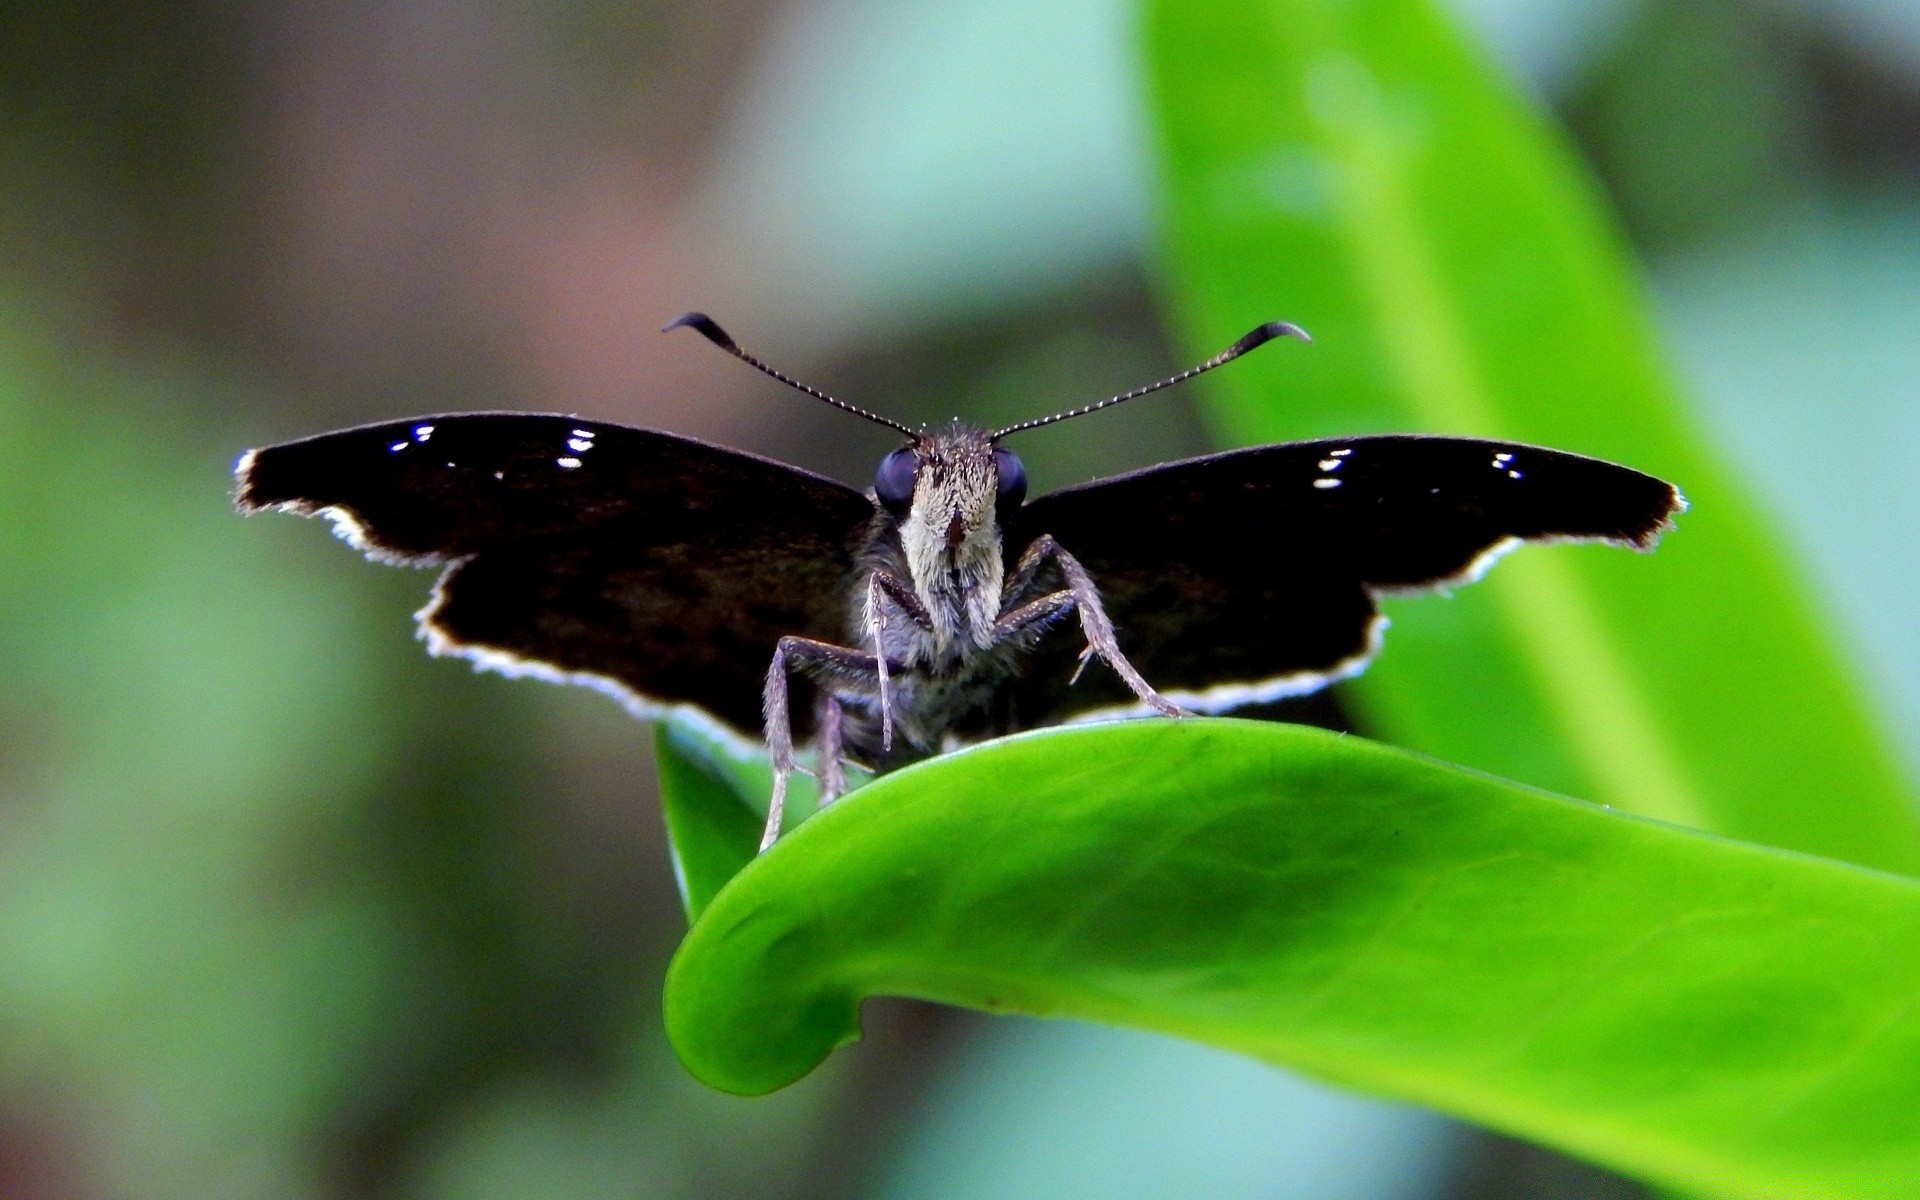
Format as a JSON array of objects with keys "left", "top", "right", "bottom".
[{"left": 1, "top": 0, "right": 1916, "bottom": 1196}]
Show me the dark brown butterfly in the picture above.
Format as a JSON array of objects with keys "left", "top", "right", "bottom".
[{"left": 237, "top": 314, "right": 1684, "bottom": 849}]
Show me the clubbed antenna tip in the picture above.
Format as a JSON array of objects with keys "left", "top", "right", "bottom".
[
  {"left": 661, "top": 311, "right": 737, "bottom": 350},
  {"left": 661, "top": 311, "right": 918, "bottom": 438},
  {"left": 992, "top": 319, "right": 1312, "bottom": 439},
  {"left": 1236, "top": 321, "right": 1312, "bottom": 353}
]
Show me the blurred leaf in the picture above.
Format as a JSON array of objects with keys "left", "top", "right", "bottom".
[
  {"left": 1655, "top": 202, "right": 1920, "bottom": 770},
  {"left": 1568, "top": 0, "right": 1815, "bottom": 250},
  {"left": 667, "top": 719, "right": 1920, "bottom": 1198},
  {"left": 1144, "top": 0, "right": 1920, "bottom": 871},
  {"left": 0, "top": 305, "right": 412, "bottom": 1198}
]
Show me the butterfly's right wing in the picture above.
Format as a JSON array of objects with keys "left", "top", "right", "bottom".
[
  {"left": 238, "top": 413, "right": 877, "bottom": 735},
  {"left": 1003, "top": 435, "right": 1683, "bottom": 723}
]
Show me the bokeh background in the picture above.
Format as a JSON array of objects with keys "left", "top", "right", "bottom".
[{"left": 1, "top": 0, "right": 1917, "bottom": 1196}]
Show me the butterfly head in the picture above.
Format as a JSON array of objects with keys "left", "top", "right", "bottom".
[
  {"left": 874, "top": 426, "right": 1025, "bottom": 532},
  {"left": 873, "top": 427, "right": 1022, "bottom": 633}
]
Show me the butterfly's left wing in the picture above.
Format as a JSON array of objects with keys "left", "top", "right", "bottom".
[
  {"left": 238, "top": 413, "right": 877, "bottom": 735},
  {"left": 1000, "top": 435, "right": 1683, "bottom": 724}
]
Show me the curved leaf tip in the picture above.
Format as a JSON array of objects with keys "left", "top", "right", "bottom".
[{"left": 665, "top": 719, "right": 1920, "bottom": 1197}]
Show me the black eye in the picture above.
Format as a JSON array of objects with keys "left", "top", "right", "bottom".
[
  {"left": 874, "top": 446, "right": 919, "bottom": 514},
  {"left": 993, "top": 447, "right": 1027, "bottom": 510}
]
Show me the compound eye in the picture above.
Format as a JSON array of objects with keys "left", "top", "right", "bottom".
[
  {"left": 874, "top": 446, "right": 919, "bottom": 514},
  {"left": 993, "top": 447, "right": 1028, "bottom": 510}
]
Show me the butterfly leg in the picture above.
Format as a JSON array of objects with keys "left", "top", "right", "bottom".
[
  {"left": 865, "top": 569, "right": 932, "bottom": 751},
  {"left": 817, "top": 694, "right": 849, "bottom": 806},
  {"left": 991, "top": 590, "right": 1078, "bottom": 643},
  {"left": 762, "top": 635, "right": 886, "bottom": 851},
  {"left": 1002, "top": 536, "right": 1183, "bottom": 718}
]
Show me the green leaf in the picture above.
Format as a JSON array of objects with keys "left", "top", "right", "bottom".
[
  {"left": 656, "top": 725, "right": 762, "bottom": 923},
  {"left": 654, "top": 715, "right": 822, "bottom": 923},
  {"left": 666, "top": 719, "right": 1920, "bottom": 1198},
  {"left": 1144, "top": 0, "right": 1920, "bottom": 871}
]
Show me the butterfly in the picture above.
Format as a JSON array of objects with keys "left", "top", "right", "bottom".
[{"left": 237, "top": 313, "right": 1684, "bottom": 849}]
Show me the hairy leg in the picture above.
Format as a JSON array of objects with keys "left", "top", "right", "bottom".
[
  {"left": 865, "top": 569, "right": 929, "bottom": 751},
  {"left": 762, "top": 636, "right": 885, "bottom": 851},
  {"left": 869, "top": 568, "right": 932, "bottom": 629},
  {"left": 1000, "top": 536, "right": 1182, "bottom": 717},
  {"left": 991, "top": 589, "right": 1076, "bottom": 642},
  {"left": 817, "top": 693, "right": 849, "bottom": 806}
]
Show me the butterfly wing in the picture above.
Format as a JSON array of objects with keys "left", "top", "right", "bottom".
[
  {"left": 1001, "top": 435, "right": 1683, "bottom": 723},
  {"left": 238, "top": 413, "right": 876, "bottom": 735}
]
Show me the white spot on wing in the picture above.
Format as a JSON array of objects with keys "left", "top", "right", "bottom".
[
  {"left": 557, "top": 456, "right": 582, "bottom": 469},
  {"left": 390, "top": 442, "right": 408, "bottom": 452},
  {"left": 1313, "top": 477, "right": 1341, "bottom": 489},
  {"left": 415, "top": 424, "right": 435, "bottom": 441},
  {"left": 1317, "top": 457, "right": 1342, "bottom": 471},
  {"left": 1330, "top": 448, "right": 1351, "bottom": 457},
  {"left": 566, "top": 437, "right": 593, "bottom": 453}
]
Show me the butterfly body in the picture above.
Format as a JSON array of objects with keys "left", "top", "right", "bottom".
[
  {"left": 759, "top": 421, "right": 1181, "bottom": 834},
  {"left": 237, "top": 315, "right": 1686, "bottom": 851}
]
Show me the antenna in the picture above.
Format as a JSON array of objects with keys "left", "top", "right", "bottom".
[
  {"left": 991, "top": 321, "right": 1311, "bottom": 440},
  {"left": 663, "top": 312, "right": 919, "bottom": 438}
]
